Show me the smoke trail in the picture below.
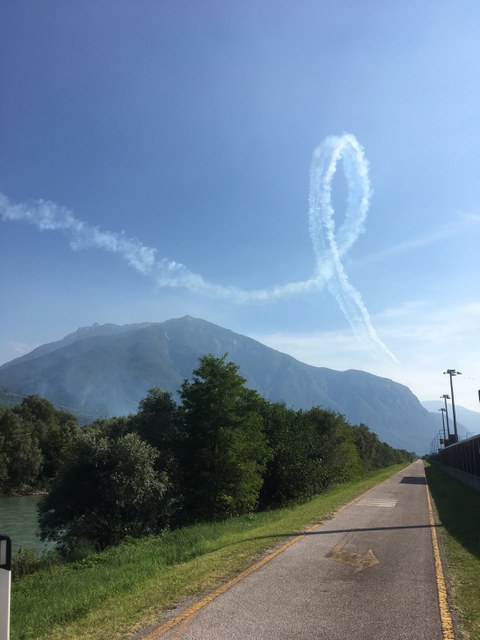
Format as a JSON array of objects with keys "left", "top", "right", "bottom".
[
  {"left": 0, "top": 193, "right": 157, "bottom": 275},
  {"left": 0, "top": 133, "right": 397, "bottom": 362},
  {"left": 308, "top": 134, "right": 398, "bottom": 362}
]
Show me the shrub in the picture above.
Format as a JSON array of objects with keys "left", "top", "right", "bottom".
[{"left": 12, "top": 547, "right": 41, "bottom": 580}]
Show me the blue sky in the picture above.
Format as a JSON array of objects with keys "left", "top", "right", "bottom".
[{"left": 1, "top": 1, "right": 480, "bottom": 419}]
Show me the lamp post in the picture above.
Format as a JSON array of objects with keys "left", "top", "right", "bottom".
[
  {"left": 441, "top": 394, "right": 451, "bottom": 443},
  {"left": 438, "top": 408, "right": 447, "bottom": 446},
  {"left": 444, "top": 369, "right": 462, "bottom": 442}
]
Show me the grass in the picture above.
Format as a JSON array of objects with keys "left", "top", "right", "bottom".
[
  {"left": 12, "top": 464, "right": 407, "bottom": 640},
  {"left": 425, "top": 462, "right": 480, "bottom": 640}
]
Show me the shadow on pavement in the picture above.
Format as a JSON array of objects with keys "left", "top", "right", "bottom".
[
  {"left": 243, "top": 522, "right": 441, "bottom": 544},
  {"left": 400, "top": 476, "right": 427, "bottom": 485}
]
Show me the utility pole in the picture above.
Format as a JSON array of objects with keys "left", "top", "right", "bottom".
[
  {"left": 441, "top": 394, "right": 451, "bottom": 444},
  {"left": 444, "top": 369, "right": 462, "bottom": 443},
  {"left": 438, "top": 408, "right": 447, "bottom": 446}
]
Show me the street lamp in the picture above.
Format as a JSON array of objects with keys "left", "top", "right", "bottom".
[
  {"left": 438, "top": 408, "right": 447, "bottom": 446},
  {"left": 444, "top": 369, "right": 462, "bottom": 442},
  {"left": 441, "top": 395, "right": 451, "bottom": 443}
]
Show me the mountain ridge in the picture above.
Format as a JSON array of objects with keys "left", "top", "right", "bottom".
[{"left": 0, "top": 316, "right": 437, "bottom": 452}]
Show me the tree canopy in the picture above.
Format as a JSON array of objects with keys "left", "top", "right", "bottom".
[
  {"left": 0, "top": 395, "right": 78, "bottom": 493},
  {"left": 180, "top": 354, "right": 271, "bottom": 521},
  {"left": 3, "top": 354, "right": 415, "bottom": 556},
  {"left": 38, "top": 431, "right": 168, "bottom": 554}
]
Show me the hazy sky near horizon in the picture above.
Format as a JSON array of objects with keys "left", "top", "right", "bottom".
[{"left": 1, "top": 1, "right": 480, "bottom": 419}]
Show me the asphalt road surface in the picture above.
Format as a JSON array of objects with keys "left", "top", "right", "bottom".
[{"left": 154, "top": 461, "right": 451, "bottom": 639}]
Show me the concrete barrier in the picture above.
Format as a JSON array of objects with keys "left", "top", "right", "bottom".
[{"left": 438, "top": 462, "right": 480, "bottom": 493}]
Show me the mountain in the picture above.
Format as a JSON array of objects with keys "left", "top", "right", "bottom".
[
  {"left": 0, "top": 385, "right": 24, "bottom": 408},
  {"left": 0, "top": 316, "right": 437, "bottom": 453},
  {"left": 0, "top": 384, "right": 99, "bottom": 425}
]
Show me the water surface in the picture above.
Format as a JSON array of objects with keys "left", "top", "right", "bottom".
[{"left": 0, "top": 495, "right": 49, "bottom": 554}]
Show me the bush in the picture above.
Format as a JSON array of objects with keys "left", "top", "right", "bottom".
[
  {"left": 12, "top": 546, "right": 62, "bottom": 580},
  {"left": 39, "top": 431, "right": 170, "bottom": 552},
  {"left": 12, "top": 547, "right": 41, "bottom": 579}
]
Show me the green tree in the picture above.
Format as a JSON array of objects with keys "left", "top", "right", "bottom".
[
  {"left": 302, "top": 408, "right": 363, "bottom": 488},
  {"left": 131, "top": 388, "right": 184, "bottom": 522},
  {"left": 0, "top": 409, "right": 42, "bottom": 491},
  {"left": 0, "top": 428, "right": 8, "bottom": 487},
  {"left": 14, "top": 395, "right": 79, "bottom": 480},
  {"left": 259, "top": 401, "right": 321, "bottom": 507},
  {"left": 353, "top": 424, "right": 380, "bottom": 470},
  {"left": 180, "top": 354, "right": 271, "bottom": 521},
  {"left": 85, "top": 416, "right": 131, "bottom": 440},
  {"left": 132, "top": 388, "right": 182, "bottom": 468},
  {"left": 38, "top": 431, "right": 169, "bottom": 553},
  {"left": 353, "top": 424, "right": 415, "bottom": 470}
]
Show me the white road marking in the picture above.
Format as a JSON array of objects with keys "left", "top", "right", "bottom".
[{"left": 357, "top": 498, "right": 397, "bottom": 508}]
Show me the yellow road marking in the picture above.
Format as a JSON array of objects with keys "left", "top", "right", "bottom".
[
  {"left": 169, "top": 612, "right": 199, "bottom": 640},
  {"left": 426, "top": 484, "right": 455, "bottom": 640},
  {"left": 141, "top": 473, "right": 400, "bottom": 639},
  {"left": 140, "top": 523, "right": 319, "bottom": 639}
]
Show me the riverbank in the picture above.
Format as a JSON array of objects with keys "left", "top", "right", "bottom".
[
  {"left": 0, "top": 482, "right": 48, "bottom": 497},
  {"left": 12, "top": 464, "right": 408, "bottom": 640}
]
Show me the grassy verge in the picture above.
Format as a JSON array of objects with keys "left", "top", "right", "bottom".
[
  {"left": 425, "top": 462, "right": 480, "bottom": 640},
  {"left": 12, "top": 464, "right": 407, "bottom": 640}
]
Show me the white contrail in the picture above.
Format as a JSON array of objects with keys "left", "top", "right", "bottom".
[
  {"left": 0, "top": 193, "right": 157, "bottom": 276},
  {"left": 0, "top": 133, "right": 397, "bottom": 362},
  {"left": 308, "top": 134, "right": 398, "bottom": 362}
]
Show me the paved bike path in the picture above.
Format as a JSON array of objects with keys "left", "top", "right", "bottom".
[{"left": 150, "top": 461, "right": 451, "bottom": 639}]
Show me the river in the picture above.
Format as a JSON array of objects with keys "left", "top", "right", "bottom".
[{"left": 0, "top": 495, "right": 50, "bottom": 554}]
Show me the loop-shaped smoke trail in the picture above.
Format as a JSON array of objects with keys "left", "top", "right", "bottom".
[
  {"left": 0, "top": 133, "right": 397, "bottom": 362},
  {"left": 308, "top": 134, "right": 398, "bottom": 362}
]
